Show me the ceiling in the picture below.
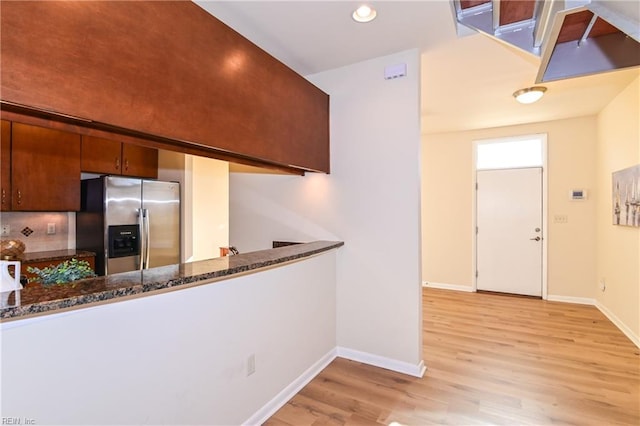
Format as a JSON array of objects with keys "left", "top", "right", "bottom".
[{"left": 195, "top": 1, "right": 639, "bottom": 134}]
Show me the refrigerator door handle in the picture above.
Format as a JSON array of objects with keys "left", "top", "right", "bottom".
[
  {"left": 144, "top": 209, "right": 151, "bottom": 269},
  {"left": 144, "top": 208, "right": 151, "bottom": 269},
  {"left": 138, "top": 208, "right": 145, "bottom": 271}
]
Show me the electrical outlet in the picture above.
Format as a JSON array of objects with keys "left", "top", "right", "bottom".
[
  {"left": 1, "top": 224, "right": 10, "bottom": 237},
  {"left": 47, "top": 223, "right": 56, "bottom": 235},
  {"left": 247, "top": 354, "right": 256, "bottom": 376},
  {"left": 599, "top": 278, "right": 606, "bottom": 292}
]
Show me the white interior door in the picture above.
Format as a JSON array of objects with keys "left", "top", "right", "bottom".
[{"left": 476, "top": 167, "right": 542, "bottom": 296}]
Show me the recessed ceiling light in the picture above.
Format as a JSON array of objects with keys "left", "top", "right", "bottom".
[
  {"left": 352, "top": 5, "right": 377, "bottom": 23},
  {"left": 513, "top": 86, "right": 547, "bottom": 104}
]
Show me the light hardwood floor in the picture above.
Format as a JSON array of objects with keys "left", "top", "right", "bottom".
[{"left": 265, "top": 288, "right": 640, "bottom": 425}]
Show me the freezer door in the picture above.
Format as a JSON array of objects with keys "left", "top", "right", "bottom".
[
  {"left": 104, "top": 176, "right": 142, "bottom": 274},
  {"left": 142, "top": 180, "right": 180, "bottom": 268},
  {"left": 105, "top": 176, "right": 142, "bottom": 225}
]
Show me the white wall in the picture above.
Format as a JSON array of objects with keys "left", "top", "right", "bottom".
[
  {"left": 191, "top": 156, "right": 229, "bottom": 260},
  {"left": 422, "top": 116, "right": 598, "bottom": 300},
  {"left": 159, "top": 151, "right": 229, "bottom": 262},
  {"left": 0, "top": 251, "right": 337, "bottom": 425},
  {"left": 595, "top": 76, "right": 640, "bottom": 345},
  {"left": 230, "top": 49, "right": 424, "bottom": 370}
]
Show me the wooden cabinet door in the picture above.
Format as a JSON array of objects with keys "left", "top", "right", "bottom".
[
  {"left": 121, "top": 143, "right": 158, "bottom": 179},
  {"left": 1, "top": 120, "right": 11, "bottom": 211},
  {"left": 81, "top": 135, "right": 122, "bottom": 174},
  {"left": 11, "top": 123, "right": 81, "bottom": 211},
  {"left": 82, "top": 135, "right": 157, "bottom": 179}
]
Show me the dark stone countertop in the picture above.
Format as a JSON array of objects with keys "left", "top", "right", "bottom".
[
  {"left": 20, "top": 249, "right": 96, "bottom": 264},
  {"left": 0, "top": 241, "right": 343, "bottom": 322}
]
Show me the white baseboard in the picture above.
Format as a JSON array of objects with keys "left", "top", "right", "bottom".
[
  {"left": 244, "top": 296, "right": 638, "bottom": 425},
  {"left": 423, "top": 281, "right": 473, "bottom": 292},
  {"left": 596, "top": 300, "right": 640, "bottom": 349},
  {"left": 547, "top": 295, "right": 639, "bottom": 349},
  {"left": 546, "top": 295, "right": 596, "bottom": 305},
  {"left": 336, "top": 346, "right": 426, "bottom": 378},
  {"left": 244, "top": 346, "right": 427, "bottom": 425},
  {"left": 243, "top": 348, "right": 337, "bottom": 426},
  {"left": 426, "top": 286, "right": 638, "bottom": 348}
]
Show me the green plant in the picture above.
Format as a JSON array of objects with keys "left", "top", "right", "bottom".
[{"left": 27, "top": 258, "right": 97, "bottom": 286}]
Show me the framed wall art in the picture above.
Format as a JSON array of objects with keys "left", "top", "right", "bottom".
[{"left": 613, "top": 164, "right": 640, "bottom": 227}]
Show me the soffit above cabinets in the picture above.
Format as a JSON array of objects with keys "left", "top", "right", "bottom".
[{"left": 453, "top": 0, "right": 640, "bottom": 82}]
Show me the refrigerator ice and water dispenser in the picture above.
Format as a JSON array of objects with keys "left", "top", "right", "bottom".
[{"left": 108, "top": 225, "right": 140, "bottom": 258}]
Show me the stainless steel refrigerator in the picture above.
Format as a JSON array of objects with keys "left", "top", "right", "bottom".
[{"left": 76, "top": 176, "right": 180, "bottom": 276}]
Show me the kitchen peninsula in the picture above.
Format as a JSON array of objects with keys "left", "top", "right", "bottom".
[
  {"left": 1, "top": 241, "right": 343, "bottom": 321},
  {"left": 1, "top": 239, "right": 342, "bottom": 425}
]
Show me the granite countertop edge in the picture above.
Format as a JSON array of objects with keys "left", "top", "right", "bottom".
[
  {"left": 1, "top": 240, "right": 344, "bottom": 322},
  {"left": 20, "top": 249, "right": 96, "bottom": 263}
]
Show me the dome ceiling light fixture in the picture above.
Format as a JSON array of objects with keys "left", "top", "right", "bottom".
[
  {"left": 513, "top": 86, "right": 547, "bottom": 104},
  {"left": 352, "top": 5, "right": 377, "bottom": 23}
]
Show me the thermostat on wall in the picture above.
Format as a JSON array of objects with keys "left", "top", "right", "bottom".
[{"left": 570, "top": 189, "right": 588, "bottom": 200}]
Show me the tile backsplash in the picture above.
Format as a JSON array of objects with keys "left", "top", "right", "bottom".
[{"left": 0, "top": 212, "right": 75, "bottom": 253}]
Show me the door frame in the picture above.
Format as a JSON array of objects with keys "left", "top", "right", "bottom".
[{"left": 471, "top": 134, "right": 549, "bottom": 299}]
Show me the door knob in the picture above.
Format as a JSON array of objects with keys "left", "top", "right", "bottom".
[{"left": 530, "top": 236, "right": 541, "bottom": 241}]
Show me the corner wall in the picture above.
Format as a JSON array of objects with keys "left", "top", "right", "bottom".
[
  {"left": 158, "top": 151, "right": 229, "bottom": 262},
  {"left": 230, "top": 49, "right": 424, "bottom": 371},
  {"left": 595, "top": 76, "right": 640, "bottom": 345},
  {"left": 422, "top": 116, "right": 598, "bottom": 299}
]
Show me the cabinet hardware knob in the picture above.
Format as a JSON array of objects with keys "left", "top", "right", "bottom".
[
  {"left": 124, "top": 159, "right": 129, "bottom": 171},
  {"left": 115, "top": 158, "right": 120, "bottom": 170},
  {"left": 16, "top": 190, "right": 21, "bottom": 205}
]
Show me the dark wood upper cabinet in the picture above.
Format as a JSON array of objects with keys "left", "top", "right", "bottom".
[
  {"left": 81, "top": 135, "right": 158, "bottom": 179},
  {"left": 1, "top": 120, "right": 11, "bottom": 211},
  {"left": 121, "top": 143, "right": 158, "bottom": 179},
  {"left": 11, "top": 123, "right": 81, "bottom": 211},
  {"left": 1, "top": 2, "right": 329, "bottom": 173},
  {"left": 81, "top": 136, "right": 121, "bottom": 175}
]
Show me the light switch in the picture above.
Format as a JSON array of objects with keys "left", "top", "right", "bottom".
[
  {"left": 553, "top": 214, "right": 568, "bottom": 224},
  {"left": 47, "top": 223, "right": 56, "bottom": 235}
]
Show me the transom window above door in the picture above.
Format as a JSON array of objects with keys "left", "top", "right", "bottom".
[{"left": 476, "top": 135, "right": 544, "bottom": 170}]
